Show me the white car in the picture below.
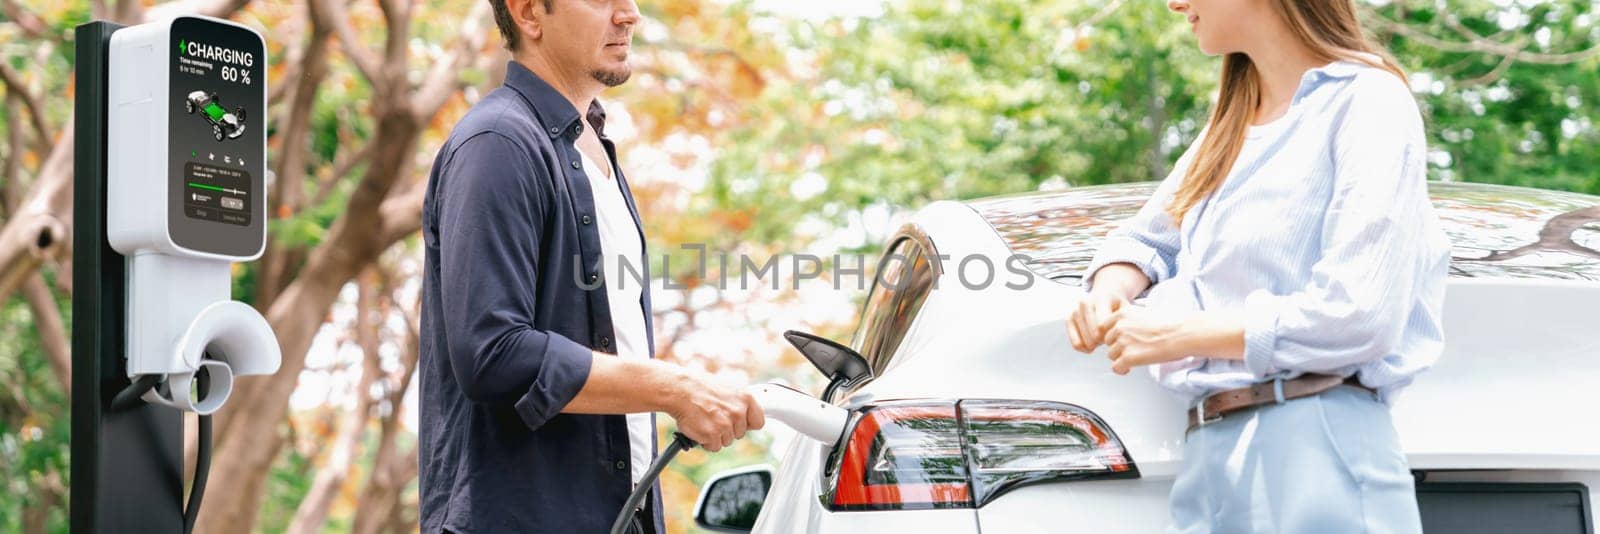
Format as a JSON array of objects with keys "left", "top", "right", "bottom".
[{"left": 695, "top": 181, "right": 1600, "bottom": 533}]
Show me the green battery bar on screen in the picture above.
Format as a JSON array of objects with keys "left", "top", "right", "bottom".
[{"left": 188, "top": 182, "right": 226, "bottom": 192}]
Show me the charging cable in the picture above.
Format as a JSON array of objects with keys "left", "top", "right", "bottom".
[
  {"left": 111, "top": 371, "right": 214, "bottom": 534},
  {"left": 608, "top": 433, "right": 697, "bottom": 534}
]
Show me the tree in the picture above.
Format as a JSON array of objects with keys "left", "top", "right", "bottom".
[{"left": 1364, "top": 0, "right": 1600, "bottom": 195}]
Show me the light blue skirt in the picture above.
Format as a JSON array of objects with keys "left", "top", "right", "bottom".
[{"left": 1167, "top": 385, "right": 1423, "bottom": 533}]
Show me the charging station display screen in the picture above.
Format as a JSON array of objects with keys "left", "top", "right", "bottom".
[{"left": 168, "top": 17, "right": 264, "bottom": 256}]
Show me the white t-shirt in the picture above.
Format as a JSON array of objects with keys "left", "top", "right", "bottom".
[{"left": 578, "top": 148, "right": 654, "bottom": 487}]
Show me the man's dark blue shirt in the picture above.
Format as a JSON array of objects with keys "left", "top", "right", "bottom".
[{"left": 419, "top": 61, "right": 660, "bottom": 534}]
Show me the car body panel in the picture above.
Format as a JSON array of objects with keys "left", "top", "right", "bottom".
[{"left": 974, "top": 479, "right": 1174, "bottom": 533}]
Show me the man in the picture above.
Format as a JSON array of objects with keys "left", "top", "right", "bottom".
[{"left": 418, "top": 0, "right": 765, "bottom": 532}]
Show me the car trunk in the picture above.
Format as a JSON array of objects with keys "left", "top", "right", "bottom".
[
  {"left": 850, "top": 271, "right": 1600, "bottom": 530},
  {"left": 844, "top": 199, "right": 1599, "bottom": 530}
]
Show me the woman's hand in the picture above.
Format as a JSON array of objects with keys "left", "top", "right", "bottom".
[
  {"left": 1066, "top": 289, "right": 1130, "bottom": 353},
  {"left": 1102, "top": 306, "right": 1246, "bottom": 375}
]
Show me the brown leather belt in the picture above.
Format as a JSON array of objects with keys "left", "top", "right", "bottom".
[{"left": 1186, "top": 373, "right": 1373, "bottom": 433}]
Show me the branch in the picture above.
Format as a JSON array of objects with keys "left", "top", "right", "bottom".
[
  {"left": 1443, "top": 13, "right": 1514, "bottom": 44},
  {"left": 258, "top": 4, "right": 331, "bottom": 306},
  {"left": 0, "top": 62, "right": 55, "bottom": 152},
  {"left": 377, "top": 0, "right": 410, "bottom": 74},
  {"left": 309, "top": 0, "right": 381, "bottom": 84},
  {"left": 1455, "top": 206, "right": 1600, "bottom": 262},
  {"left": 376, "top": 176, "right": 424, "bottom": 245},
  {"left": 266, "top": 10, "right": 311, "bottom": 106},
  {"left": 143, "top": 0, "right": 254, "bottom": 22},
  {"left": 309, "top": 140, "right": 373, "bottom": 208},
  {"left": 410, "top": 0, "right": 493, "bottom": 118},
  {"left": 1076, "top": 0, "right": 1126, "bottom": 32},
  {"left": 351, "top": 444, "right": 417, "bottom": 534},
  {"left": 1364, "top": 12, "right": 1600, "bottom": 65},
  {"left": 2, "top": 97, "right": 23, "bottom": 214},
  {"left": 375, "top": 264, "right": 420, "bottom": 410},
  {"left": 19, "top": 468, "right": 64, "bottom": 534},
  {"left": 1459, "top": 53, "right": 1515, "bottom": 87},
  {"left": 113, "top": 0, "right": 142, "bottom": 24},
  {"left": 348, "top": 268, "right": 419, "bottom": 534},
  {"left": 284, "top": 273, "right": 380, "bottom": 534},
  {"left": 652, "top": 289, "right": 720, "bottom": 360},
  {"left": 0, "top": 121, "right": 73, "bottom": 305},
  {"left": 652, "top": 40, "right": 767, "bottom": 87},
  {"left": 21, "top": 274, "right": 70, "bottom": 396},
  {"left": 0, "top": 0, "right": 50, "bottom": 40}
]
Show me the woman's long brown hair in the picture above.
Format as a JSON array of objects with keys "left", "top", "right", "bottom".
[{"left": 1165, "top": 0, "right": 1408, "bottom": 224}]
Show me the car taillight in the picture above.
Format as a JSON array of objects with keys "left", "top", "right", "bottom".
[{"left": 825, "top": 400, "right": 1137, "bottom": 511}]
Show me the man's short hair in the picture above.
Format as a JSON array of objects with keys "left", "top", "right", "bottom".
[{"left": 489, "top": 0, "right": 552, "bottom": 52}]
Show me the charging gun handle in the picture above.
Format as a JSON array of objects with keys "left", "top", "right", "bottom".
[{"left": 748, "top": 383, "right": 848, "bottom": 446}]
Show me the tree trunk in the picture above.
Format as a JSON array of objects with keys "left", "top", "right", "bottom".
[
  {"left": 285, "top": 272, "right": 381, "bottom": 534},
  {"left": 20, "top": 274, "right": 70, "bottom": 395},
  {"left": 192, "top": 95, "right": 425, "bottom": 534},
  {"left": 190, "top": 2, "right": 488, "bottom": 530},
  {"left": 20, "top": 469, "right": 65, "bottom": 534},
  {"left": 353, "top": 279, "right": 421, "bottom": 534},
  {"left": 353, "top": 444, "right": 418, "bottom": 534},
  {"left": 258, "top": 13, "right": 333, "bottom": 307}
]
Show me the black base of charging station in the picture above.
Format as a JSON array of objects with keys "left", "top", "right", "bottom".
[{"left": 71, "top": 20, "right": 187, "bottom": 534}]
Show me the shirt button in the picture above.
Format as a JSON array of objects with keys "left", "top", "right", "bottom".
[
  {"left": 549, "top": 127, "right": 561, "bottom": 135},
  {"left": 571, "top": 160, "right": 581, "bottom": 170},
  {"left": 600, "top": 336, "right": 611, "bottom": 348},
  {"left": 576, "top": 124, "right": 584, "bottom": 135},
  {"left": 587, "top": 273, "right": 598, "bottom": 283},
  {"left": 615, "top": 460, "right": 626, "bottom": 470},
  {"left": 581, "top": 215, "right": 592, "bottom": 225}
]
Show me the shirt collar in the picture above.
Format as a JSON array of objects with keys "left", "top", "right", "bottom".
[
  {"left": 503, "top": 60, "right": 610, "bottom": 139},
  {"left": 1306, "top": 52, "right": 1383, "bottom": 81}
]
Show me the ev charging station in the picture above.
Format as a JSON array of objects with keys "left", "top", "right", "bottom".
[{"left": 72, "top": 15, "right": 278, "bottom": 533}]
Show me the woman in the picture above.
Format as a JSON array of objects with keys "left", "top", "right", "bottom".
[{"left": 1066, "top": 0, "right": 1451, "bottom": 532}]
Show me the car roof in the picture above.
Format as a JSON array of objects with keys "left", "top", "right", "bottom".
[{"left": 966, "top": 181, "right": 1600, "bottom": 283}]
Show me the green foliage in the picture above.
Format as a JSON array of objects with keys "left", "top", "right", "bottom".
[
  {"left": 691, "top": 0, "right": 1220, "bottom": 264},
  {"left": 0, "top": 283, "right": 70, "bottom": 534},
  {"left": 686, "top": 0, "right": 1600, "bottom": 279},
  {"left": 254, "top": 445, "right": 314, "bottom": 534},
  {"left": 1376, "top": 0, "right": 1600, "bottom": 194}
]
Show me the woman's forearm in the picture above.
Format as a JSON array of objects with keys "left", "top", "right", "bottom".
[
  {"left": 1090, "top": 262, "right": 1153, "bottom": 301},
  {"left": 1090, "top": 263, "right": 1247, "bottom": 361},
  {"left": 1187, "top": 310, "right": 1247, "bottom": 360}
]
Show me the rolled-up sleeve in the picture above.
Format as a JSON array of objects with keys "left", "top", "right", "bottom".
[
  {"left": 435, "top": 132, "right": 593, "bottom": 430},
  {"left": 1244, "top": 85, "right": 1431, "bottom": 377},
  {"left": 1082, "top": 165, "right": 1187, "bottom": 294}
]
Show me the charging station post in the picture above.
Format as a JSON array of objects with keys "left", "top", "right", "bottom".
[
  {"left": 71, "top": 16, "right": 278, "bottom": 533},
  {"left": 71, "top": 20, "right": 188, "bottom": 534}
]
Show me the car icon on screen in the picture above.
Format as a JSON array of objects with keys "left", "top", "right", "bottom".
[{"left": 185, "top": 90, "right": 247, "bottom": 141}]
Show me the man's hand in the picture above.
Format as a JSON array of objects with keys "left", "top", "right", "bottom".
[
  {"left": 1067, "top": 289, "right": 1130, "bottom": 353},
  {"left": 666, "top": 370, "right": 766, "bottom": 452}
]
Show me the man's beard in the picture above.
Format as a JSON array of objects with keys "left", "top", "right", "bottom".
[{"left": 591, "top": 66, "right": 631, "bottom": 87}]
